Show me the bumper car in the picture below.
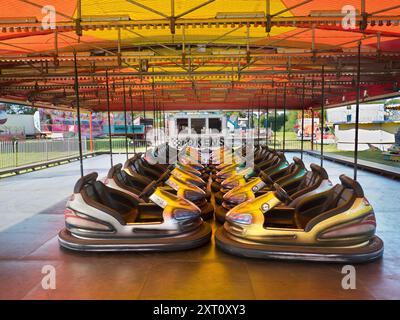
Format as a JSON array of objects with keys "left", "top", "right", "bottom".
[
  {"left": 124, "top": 155, "right": 211, "bottom": 200},
  {"left": 58, "top": 172, "right": 212, "bottom": 252},
  {"left": 215, "top": 157, "right": 309, "bottom": 223},
  {"left": 106, "top": 164, "right": 214, "bottom": 220},
  {"left": 213, "top": 152, "right": 288, "bottom": 204},
  {"left": 211, "top": 149, "right": 281, "bottom": 191},
  {"left": 215, "top": 174, "right": 383, "bottom": 263}
]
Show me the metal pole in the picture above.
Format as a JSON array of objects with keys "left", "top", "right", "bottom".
[
  {"left": 152, "top": 87, "right": 157, "bottom": 147},
  {"left": 162, "top": 103, "right": 166, "bottom": 140},
  {"left": 129, "top": 87, "right": 136, "bottom": 154},
  {"left": 73, "top": 51, "right": 84, "bottom": 177},
  {"left": 282, "top": 83, "right": 287, "bottom": 152},
  {"left": 311, "top": 106, "right": 314, "bottom": 151},
  {"left": 354, "top": 41, "right": 362, "bottom": 180},
  {"left": 251, "top": 103, "right": 255, "bottom": 129},
  {"left": 105, "top": 69, "right": 113, "bottom": 166},
  {"left": 247, "top": 105, "right": 250, "bottom": 129},
  {"left": 257, "top": 97, "right": 261, "bottom": 146},
  {"left": 122, "top": 79, "right": 129, "bottom": 160},
  {"left": 142, "top": 90, "right": 147, "bottom": 151},
  {"left": 311, "top": 78, "right": 315, "bottom": 151},
  {"left": 320, "top": 65, "right": 325, "bottom": 167},
  {"left": 266, "top": 92, "right": 269, "bottom": 147},
  {"left": 300, "top": 78, "right": 305, "bottom": 160},
  {"left": 89, "top": 111, "right": 93, "bottom": 153},
  {"left": 274, "top": 89, "right": 278, "bottom": 150},
  {"left": 152, "top": 74, "right": 157, "bottom": 146},
  {"left": 251, "top": 102, "right": 255, "bottom": 148}
]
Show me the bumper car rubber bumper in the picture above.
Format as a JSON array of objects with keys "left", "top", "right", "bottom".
[
  {"left": 215, "top": 227, "right": 384, "bottom": 263},
  {"left": 58, "top": 222, "right": 212, "bottom": 252}
]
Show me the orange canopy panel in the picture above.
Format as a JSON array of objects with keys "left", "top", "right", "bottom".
[{"left": 0, "top": 0, "right": 399, "bottom": 111}]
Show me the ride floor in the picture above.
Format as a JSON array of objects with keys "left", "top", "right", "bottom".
[{"left": 0, "top": 153, "right": 399, "bottom": 299}]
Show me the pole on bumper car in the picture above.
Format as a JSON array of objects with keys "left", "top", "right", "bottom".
[
  {"left": 311, "top": 78, "right": 315, "bottom": 151},
  {"left": 142, "top": 89, "right": 147, "bottom": 152},
  {"left": 122, "top": 79, "right": 129, "bottom": 160},
  {"left": 300, "top": 78, "right": 305, "bottom": 160},
  {"left": 129, "top": 87, "right": 136, "bottom": 154},
  {"left": 320, "top": 65, "right": 325, "bottom": 167},
  {"left": 274, "top": 89, "right": 278, "bottom": 150},
  {"left": 105, "top": 69, "right": 113, "bottom": 167},
  {"left": 257, "top": 97, "right": 261, "bottom": 146},
  {"left": 266, "top": 92, "right": 269, "bottom": 147},
  {"left": 73, "top": 51, "right": 84, "bottom": 177},
  {"left": 282, "top": 83, "right": 287, "bottom": 152},
  {"left": 354, "top": 41, "right": 362, "bottom": 180}
]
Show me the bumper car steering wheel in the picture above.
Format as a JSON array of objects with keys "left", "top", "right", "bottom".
[
  {"left": 273, "top": 183, "right": 293, "bottom": 204},
  {"left": 260, "top": 172, "right": 274, "bottom": 186},
  {"left": 139, "top": 181, "right": 158, "bottom": 201}
]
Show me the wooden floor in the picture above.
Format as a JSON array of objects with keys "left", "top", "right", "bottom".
[{"left": 0, "top": 153, "right": 399, "bottom": 300}]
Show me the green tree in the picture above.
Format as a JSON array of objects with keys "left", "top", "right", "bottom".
[
  {"left": 285, "top": 111, "right": 298, "bottom": 132},
  {"left": 5, "top": 104, "right": 37, "bottom": 114},
  {"left": 267, "top": 112, "right": 287, "bottom": 132}
]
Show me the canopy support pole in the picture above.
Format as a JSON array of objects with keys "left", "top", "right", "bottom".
[
  {"left": 73, "top": 51, "right": 84, "bottom": 177},
  {"left": 89, "top": 111, "right": 93, "bottom": 153},
  {"left": 300, "top": 78, "right": 305, "bottom": 160},
  {"left": 129, "top": 87, "right": 136, "bottom": 154},
  {"left": 311, "top": 107, "right": 314, "bottom": 151},
  {"left": 142, "top": 90, "right": 147, "bottom": 152},
  {"left": 105, "top": 69, "right": 113, "bottom": 167},
  {"left": 274, "top": 89, "right": 277, "bottom": 150},
  {"left": 266, "top": 92, "right": 269, "bottom": 147},
  {"left": 152, "top": 72, "right": 157, "bottom": 147},
  {"left": 354, "top": 41, "right": 362, "bottom": 180},
  {"left": 320, "top": 65, "right": 325, "bottom": 167},
  {"left": 162, "top": 103, "right": 166, "bottom": 143},
  {"left": 257, "top": 97, "right": 261, "bottom": 146},
  {"left": 122, "top": 79, "right": 129, "bottom": 160},
  {"left": 282, "top": 83, "right": 287, "bottom": 153},
  {"left": 251, "top": 102, "right": 255, "bottom": 144},
  {"left": 247, "top": 105, "right": 250, "bottom": 130}
]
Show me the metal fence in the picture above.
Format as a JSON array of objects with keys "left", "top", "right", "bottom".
[
  {"left": 0, "top": 136, "right": 314, "bottom": 171},
  {"left": 0, "top": 137, "right": 153, "bottom": 170},
  {"left": 0, "top": 138, "right": 87, "bottom": 169}
]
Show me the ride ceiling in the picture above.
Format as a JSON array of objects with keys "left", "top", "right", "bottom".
[{"left": 0, "top": 0, "right": 400, "bottom": 112}]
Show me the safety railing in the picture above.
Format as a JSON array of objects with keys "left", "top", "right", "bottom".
[
  {"left": 0, "top": 136, "right": 333, "bottom": 171},
  {"left": 0, "top": 138, "right": 88, "bottom": 170},
  {"left": 0, "top": 137, "right": 152, "bottom": 170}
]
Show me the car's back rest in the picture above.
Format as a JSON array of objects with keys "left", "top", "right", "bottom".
[
  {"left": 289, "top": 164, "right": 329, "bottom": 201},
  {"left": 81, "top": 182, "right": 130, "bottom": 225},
  {"left": 294, "top": 184, "right": 343, "bottom": 229},
  {"left": 295, "top": 175, "right": 363, "bottom": 231}
]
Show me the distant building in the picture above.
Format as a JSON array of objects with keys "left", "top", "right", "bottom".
[
  {"left": 326, "top": 102, "right": 400, "bottom": 151},
  {"left": 167, "top": 112, "right": 227, "bottom": 147}
]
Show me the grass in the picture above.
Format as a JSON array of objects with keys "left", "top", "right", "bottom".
[
  {"left": 269, "top": 131, "right": 400, "bottom": 168},
  {"left": 325, "top": 150, "right": 400, "bottom": 168}
]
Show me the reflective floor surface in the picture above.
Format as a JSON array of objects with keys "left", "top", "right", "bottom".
[{"left": 0, "top": 153, "right": 399, "bottom": 299}]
